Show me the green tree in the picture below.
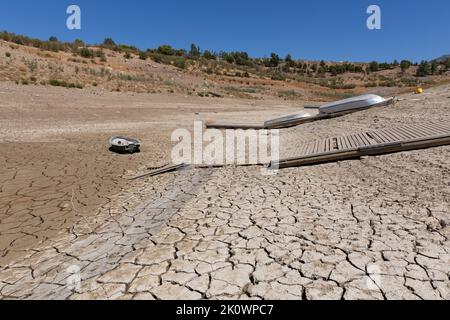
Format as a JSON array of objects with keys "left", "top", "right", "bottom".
[
  {"left": 139, "top": 51, "right": 147, "bottom": 60},
  {"left": 189, "top": 43, "right": 200, "bottom": 57},
  {"left": 73, "top": 39, "right": 85, "bottom": 47},
  {"left": 285, "top": 54, "right": 292, "bottom": 62},
  {"left": 270, "top": 53, "right": 280, "bottom": 67},
  {"left": 157, "top": 45, "right": 175, "bottom": 56},
  {"left": 103, "top": 38, "right": 116, "bottom": 46},
  {"left": 232, "top": 52, "right": 252, "bottom": 66},
  {"left": 175, "top": 49, "right": 187, "bottom": 56},
  {"left": 444, "top": 58, "right": 450, "bottom": 71},
  {"left": 400, "top": 60, "right": 412, "bottom": 72},
  {"left": 416, "top": 60, "right": 431, "bottom": 76},
  {"left": 79, "top": 47, "right": 94, "bottom": 58},
  {"left": 220, "top": 52, "right": 234, "bottom": 64},
  {"left": 203, "top": 50, "right": 216, "bottom": 60},
  {"left": 430, "top": 61, "right": 438, "bottom": 75},
  {"left": 369, "top": 61, "right": 379, "bottom": 72}
]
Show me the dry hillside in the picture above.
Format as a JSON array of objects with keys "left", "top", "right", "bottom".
[{"left": 1, "top": 33, "right": 450, "bottom": 101}]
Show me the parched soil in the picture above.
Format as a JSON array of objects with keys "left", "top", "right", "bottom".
[{"left": 0, "top": 82, "right": 448, "bottom": 300}]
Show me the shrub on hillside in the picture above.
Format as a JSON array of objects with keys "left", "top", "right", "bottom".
[
  {"left": 49, "top": 79, "right": 83, "bottom": 89},
  {"left": 203, "top": 50, "right": 216, "bottom": 60},
  {"left": 103, "top": 38, "right": 116, "bottom": 47},
  {"left": 416, "top": 61, "right": 431, "bottom": 77},
  {"left": 157, "top": 45, "right": 176, "bottom": 56},
  {"left": 174, "top": 57, "right": 187, "bottom": 69},
  {"left": 139, "top": 51, "right": 147, "bottom": 60},
  {"left": 78, "top": 47, "right": 94, "bottom": 59},
  {"left": 270, "top": 72, "right": 285, "bottom": 81},
  {"left": 369, "top": 61, "right": 379, "bottom": 72}
]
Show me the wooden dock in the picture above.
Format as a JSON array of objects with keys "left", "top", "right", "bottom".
[{"left": 270, "top": 121, "right": 450, "bottom": 169}]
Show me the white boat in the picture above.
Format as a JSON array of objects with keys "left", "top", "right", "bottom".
[
  {"left": 319, "top": 94, "right": 386, "bottom": 115},
  {"left": 109, "top": 136, "right": 141, "bottom": 154},
  {"left": 264, "top": 112, "right": 313, "bottom": 128}
]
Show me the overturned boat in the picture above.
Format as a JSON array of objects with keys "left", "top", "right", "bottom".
[
  {"left": 206, "top": 94, "right": 394, "bottom": 130},
  {"left": 264, "top": 112, "right": 313, "bottom": 129},
  {"left": 319, "top": 94, "right": 387, "bottom": 115},
  {"left": 109, "top": 136, "right": 141, "bottom": 154}
]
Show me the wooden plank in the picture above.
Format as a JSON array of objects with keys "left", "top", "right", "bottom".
[
  {"left": 433, "top": 120, "right": 450, "bottom": 127},
  {"left": 367, "top": 131, "right": 386, "bottom": 144},
  {"left": 370, "top": 131, "right": 389, "bottom": 144},
  {"left": 390, "top": 127, "right": 416, "bottom": 140},
  {"left": 400, "top": 125, "right": 431, "bottom": 138},
  {"left": 337, "top": 136, "right": 344, "bottom": 150},
  {"left": 323, "top": 138, "right": 329, "bottom": 153},
  {"left": 406, "top": 123, "right": 441, "bottom": 135},
  {"left": 356, "top": 133, "right": 370, "bottom": 146},
  {"left": 420, "top": 122, "right": 450, "bottom": 134},
  {"left": 364, "top": 131, "right": 382, "bottom": 144},
  {"left": 426, "top": 120, "right": 450, "bottom": 129},
  {"left": 430, "top": 121, "right": 450, "bottom": 131},
  {"left": 353, "top": 133, "right": 365, "bottom": 148},
  {"left": 324, "top": 138, "right": 330, "bottom": 152},
  {"left": 319, "top": 139, "right": 325, "bottom": 153},
  {"left": 130, "top": 163, "right": 188, "bottom": 180},
  {"left": 206, "top": 122, "right": 266, "bottom": 130},
  {"left": 342, "top": 136, "right": 352, "bottom": 149},
  {"left": 353, "top": 133, "right": 366, "bottom": 147},
  {"left": 353, "top": 134, "right": 365, "bottom": 147},
  {"left": 305, "top": 141, "right": 315, "bottom": 154},
  {"left": 317, "top": 138, "right": 324, "bottom": 154},
  {"left": 384, "top": 128, "right": 405, "bottom": 141},
  {"left": 330, "top": 138, "right": 338, "bottom": 151},
  {"left": 375, "top": 129, "right": 394, "bottom": 143},
  {"left": 316, "top": 139, "right": 325, "bottom": 153},
  {"left": 309, "top": 141, "right": 317, "bottom": 154},
  {"left": 336, "top": 137, "right": 342, "bottom": 150},
  {"left": 326, "top": 138, "right": 332, "bottom": 152},
  {"left": 360, "top": 132, "right": 376, "bottom": 145},
  {"left": 329, "top": 138, "right": 335, "bottom": 151},
  {"left": 399, "top": 126, "right": 426, "bottom": 139},
  {"left": 299, "top": 142, "right": 309, "bottom": 156},
  {"left": 347, "top": 134, "right": 359, "bottom": 148},
  {"left": 316, "top": 139, "right": 323, "bottom": 154},
  {"left": 309, "top": 140, "right": 316, "bottom": 155},
  {"left": 382, "top": 128, "right": 402, "bottom": 141},
  {"left": 401, "top": 125, "right": 433, "bottom": 138}
]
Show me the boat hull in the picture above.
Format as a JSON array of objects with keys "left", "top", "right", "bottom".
[
  {"left": 319, "top": 94, "right": 386, "bottom": 115},
  {"left": 109, "top": 136, "right": 141, "bottom": 154}
]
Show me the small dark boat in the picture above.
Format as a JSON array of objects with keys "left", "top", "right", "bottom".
[{"left": 109, "top": 136, "right": 141, "bottom": 154}]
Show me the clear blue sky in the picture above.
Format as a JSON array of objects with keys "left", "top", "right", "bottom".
[{"left": 1, "top": 0, "right": 449, "bottom": 62}]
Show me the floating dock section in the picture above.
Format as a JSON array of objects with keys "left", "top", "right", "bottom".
[{"left": 270, "top": 121, "right": 450, "bottom": 169}]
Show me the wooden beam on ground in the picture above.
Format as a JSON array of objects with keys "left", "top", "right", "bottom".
[
  {"left": 130, "top": 163, "right": 189, "bottom": 180},
  {"left": 205, "top": 123, "right": 266, "bottom": 130}
]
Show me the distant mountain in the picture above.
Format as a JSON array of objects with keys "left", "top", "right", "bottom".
[{"left": 432, "top": 55, "right": 450, "bottom": 62}]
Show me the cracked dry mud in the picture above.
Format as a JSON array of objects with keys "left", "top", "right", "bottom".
[{"left": 0, "top": 83, "right": 449, "bottom": 300}]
